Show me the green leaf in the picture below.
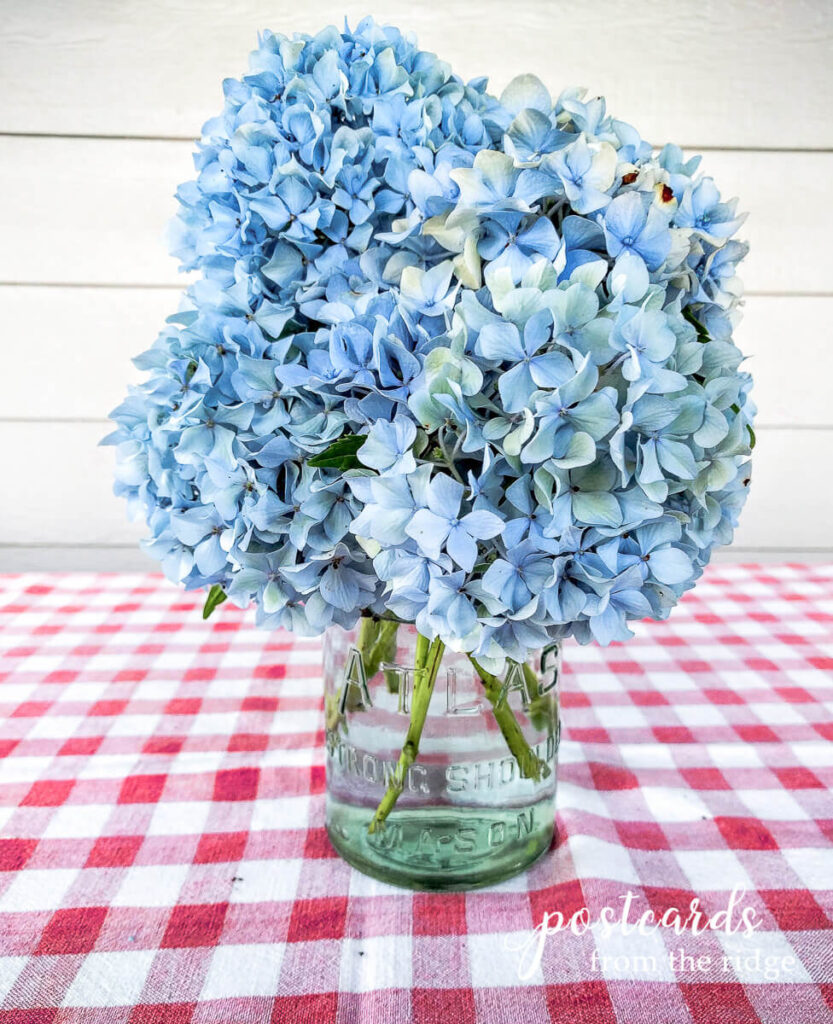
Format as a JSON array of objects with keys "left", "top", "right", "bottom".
[
  {"left": 682, "top": 306, "right": 710, "bottom": 342},
  {"left": 307, "top": 434, "right": 365, "bottom": 469},
  {"left": 202, "top": 584, "right": 227, "bottom": 620}
]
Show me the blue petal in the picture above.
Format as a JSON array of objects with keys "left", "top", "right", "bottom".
[
  {"left": 405, "top": 509, "right": 450, "bottom": 559},
  {"left": 477, "top": 321, "right": 524, "bottom": 363},
  {"left": 320, "top": 565, "right": 358, "bottom": 611},
  {"left": 572, "top": 491, "right": 622, "bottom": 528},
  {"left": 647, "top": 546, "right": 692, "bottom": 585},
  {"left": 461, "top": 509, "right": 504, "bottom": 540},
  {"left": 446, "top": 524, "right": 478, "bottom": 571},
  {"left": 427, "top": 474, "right": 463, "bottom": 519},
  {"left": 499, "top": 74, "right": 552, "bottom": 116},
  {"left": 446, "top": 592, "right": 477, "bottom": 636},
  {"left": 603, "top": 192, "right": 645, "bottom": 247},
  {"left": 498, "top": 362, "right": 536, "bottom": 414}
]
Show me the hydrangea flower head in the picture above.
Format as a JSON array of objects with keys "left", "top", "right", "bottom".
[{"left": 106, "top": 18, "right": 754, "bottom": 671}]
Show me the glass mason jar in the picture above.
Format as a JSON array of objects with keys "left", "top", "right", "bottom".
[{"left": 324, "top": 619, "right": 560, "bottom": 890}]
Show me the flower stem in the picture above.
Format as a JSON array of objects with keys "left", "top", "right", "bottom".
[
  {"left": 373, "top": 619, "right": 401, "bottom": 692},
  {"left": 437, "top": 427, "right": 465, "bottom": 484},
  {"left": 357, "top": 614, "right": 379, "bottom": 668},
  {"left": 357, "top": 616, "right": 400, "bottom": 686},
  {"left": 468, "top": 655, "right": 552, "bottom": 782},
  {"left": 342, "top": 615, "right": 380, "bottom": 713},
  {"left": 367, "top": 633, "right": 445, "bottom": 833}
]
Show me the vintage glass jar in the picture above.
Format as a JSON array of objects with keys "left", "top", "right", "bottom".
[{"left": 323, "top": 620, "right": 560, "bottom": 890}]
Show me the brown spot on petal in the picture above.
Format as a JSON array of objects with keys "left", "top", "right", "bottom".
[
  {"left": 661, "top": 184, "right": 674, "bottom": 203},
  {"left": 621, "top": 171, "right": 638, "bottom": 184}
]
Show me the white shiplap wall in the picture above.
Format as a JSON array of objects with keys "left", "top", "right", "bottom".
[{"left": 1, "top": 0, "right": 831, "bottom": 571}]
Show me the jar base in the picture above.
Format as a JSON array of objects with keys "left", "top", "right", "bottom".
[{"left": 326, "top": 795, "right": 555, "bottom": 891}]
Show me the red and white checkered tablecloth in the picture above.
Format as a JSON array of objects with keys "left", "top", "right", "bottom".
[{"left": 0, "top": 566, "right": 831, "bottom": 1024}]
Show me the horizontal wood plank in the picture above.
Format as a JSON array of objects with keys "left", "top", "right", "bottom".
[
  {"left": 698, "top": 150, "right": 830, "bottom": 299},
  {"left": 0, "top": 422, "right": 826, "bottom": 552},
  {"left": 1, "top": 287, "right": 177, "bottom": 420},
  {"left": 3, "top": 288, "right": 828, "bottom": 428},
  {"left": 732, "top": 296, "right": 832, "bottom": 428},
  {"left": 0, "top": 137, "right": 830, "bottom": 295},
  {"left": 1, "top": 1, "right": 831, "bottom": 149},
  {"left": 0, "top": 138, "right": 195, "bottom": 287},
  {"left": 0, "top": 422, "right": 148, "bottom": 547}
]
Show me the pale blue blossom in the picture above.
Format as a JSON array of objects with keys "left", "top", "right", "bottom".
[
  {"left": 405, "top": 473, "right": 504, "bottom": 571},
  {"left": 105, "top": 17, "right": 752, "bottom": 664},
  {"left": 358, "top": 415, "right": 417, "bottom": 474},
  {"left": 602, "top": 192, "right": 671, "bottom": 271},
  {"left": 545, "top": 136, "right": 617, "bottom": 214},
  {"left": 522, "top": 356, "right": 619, "bottom": 464},
  {"left": 476, "top": 310, "right": 572, "bottom": 413},
  {"left": 481, "top": 540, "right": 554, "bottom": 611}
]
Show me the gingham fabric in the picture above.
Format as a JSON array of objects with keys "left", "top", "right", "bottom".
[{"left": 0, "top": 566, "right": 831, "bottom": 1024}]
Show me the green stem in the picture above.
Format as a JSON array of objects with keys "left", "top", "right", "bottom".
[
  {"left": 357, "top": 617, "right": 400, "bottom": 686},
  {"left": 357, "top": 615, "right": 379, "bottom": 668},
  {"left": 373, "top": 619, "right": 401, "bottom": 692},
  {"left": 468, "top": 655, "right": 551, "bottom": 782},
  {"left": 437, "top": 427, "right": 465, "bottom": 484},
  {"left": 521, "top": 662, "right": 539, "bottom": 700},
  {"left": 341, "top": 615, "right": 379, "bottom": 713},
  {"left": 368, "top": 633, "right": 445, "bottom": 833}
]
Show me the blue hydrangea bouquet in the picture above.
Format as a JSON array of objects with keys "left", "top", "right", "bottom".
[{"left": 106, "top": 18, "right": 753, "bottom": 834}]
